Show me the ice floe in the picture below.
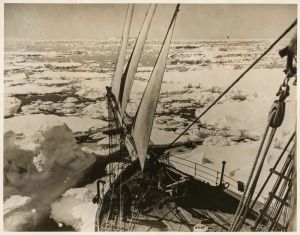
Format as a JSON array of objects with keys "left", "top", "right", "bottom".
[
  {"left": 31, "top": 71, "right": 110, "bottom": 80},
  {"left": 81, "top": 101, "right": 107, "bottom": 120},
  {"left": 51, "top": 183, "right": 98, "bottom": 231},
  {"left": 76, "top": 80, "right": 111, "bottom": 100},
  {"left": 4, "top": 195, "right": 32, "bottom": 215},
  {"left": 4, "top": 96, "right": 22, "bottom": 118},
  {"left": 3, "top": 121, "right": 98, "bottom": 230},
  {"left": 3, "top": 39, "right": 296, "bottom": 231},
  {"left": 5, "top": 84, "right": 72, "bottom": 96},
  {"left": 4, "top": 114, "right": 107, "bottom": 135}
]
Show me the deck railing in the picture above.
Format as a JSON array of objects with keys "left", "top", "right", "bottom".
[
  {"left": 168, "top": 155, "right": 220, "bottom": 186},
  {"left": 97, "top": 153, "right": 266, "bottom": 206},
  {"left": 167, "top": 155, "right": 266, "bottom": 203}
]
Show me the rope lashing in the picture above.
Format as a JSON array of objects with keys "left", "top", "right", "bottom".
[{"left": 230, "top": 80, "right": 291, "bottom": 231}]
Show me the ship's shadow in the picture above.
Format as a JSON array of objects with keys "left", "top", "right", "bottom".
[
  {"left": 162, "top": 166, "right": 239, "bottom": 214},
  {"left": 185, "top": 179, "right": 239, "bottom": 213}
]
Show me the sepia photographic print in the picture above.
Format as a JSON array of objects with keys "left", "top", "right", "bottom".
[{"left": 2, "top": 0, "right": 298, "bottom": 232}]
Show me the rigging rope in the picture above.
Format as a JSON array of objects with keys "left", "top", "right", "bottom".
[
  {"left": 167, "top": 19, "right": 297, "bottom": 149},
  {"left": 128, "top": 173, "right": 155, "bottom": 231},
  {"left": 229, "top": 124, "right": 271, "bottom": 231},
  {"left": 230, "top": 75, "right": 293, "bottom": 231},
  {"left": 104, "top": 183, "right": 115, "bottom": 231},
  {"left": 248, "top": 131, "right": 295, "bottom": 211},
  {"left": 268, "top": 166, "right": 293, "bottom": 231},
  {"left": 104, "top": 97, "right": 114, "bottom": 231},
  {"left": 101, "top": 10, "right": 297, "bottom": 232},
  {"left": 118, "top": 161, "right": 122, "bottom": 230},
  {"left": 234, "top": 127, "right": 277, "bottom": 231}
]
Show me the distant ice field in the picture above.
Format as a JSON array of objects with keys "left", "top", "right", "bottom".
[{"left": 3, "top": 39, "right": 296, "bottom": 231}]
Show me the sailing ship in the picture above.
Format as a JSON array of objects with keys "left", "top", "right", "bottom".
[{"left": 91, "top": 4, "right": 297, "bottom": 232}]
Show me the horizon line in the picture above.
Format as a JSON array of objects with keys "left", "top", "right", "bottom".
[{"left": 4, "top": 38, "right": 291, "bottom": 42}]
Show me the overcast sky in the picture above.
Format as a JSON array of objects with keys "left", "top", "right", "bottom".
[{"left": 4, "top": 4, "right": 297, "bottom": 40}]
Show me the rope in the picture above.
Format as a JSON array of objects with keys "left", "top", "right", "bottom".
[
  {"left": 229, "top": 124, "right": 270, "bottom": 231},
  {"left": 275, "top": 167, "right": 293, "bottom": 230},
  {"left": 104, "top": 183, "right": 115, "bottom": 231},
  {"left": 103, "top": 12, "right": 297, "bottom": 233},
  {"left": 252, "top": 142, "right": 295, "bottom": 231},
  {"left": 248, "top": 131, "right": 295, "bottom": 211},
  {"left": 232, "top": 105, "right": 294, "bottom": 231},
  {"left": 235, "top": 128, "right": 277, "bottom": 231},
  {"left": 268, "top": 177, "right": 287, "bottom": 229},
  {"left": 118, "top": 162, "right": 122, "bottom": 230},
  {"left": 129, "top": 209, "right": 141, "bottom": 231},
  {"left": 127, "top": 172, "right": 145, "bottom": 229},
  {"left": 167, "top": 19, "right": 297, "bottom": 149},
  {"left": 128, "top": 173, "right": 155, "bottom": 231},
  {"left": 104, "top": 96, "right": 114, "bottom": 231}
]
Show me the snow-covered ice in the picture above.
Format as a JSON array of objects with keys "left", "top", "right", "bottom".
[
  {"left": 3, "top": 38, "right": 296, "bottom": 231},
  {"left": 4, "top": 96, "right": 22, "bottom": 118},
  {"left": 4, "top": 114, "right": 107, "bottom": 135},
  {"left": 31, "top": 71, "right": 110, "bottom": 81},
  {"left": 3, "top": 120, "right": 98, "bottom": 230},
  {"left": 5, "top": 84, "right": 72, "bottom": 96},
  {"left": 76, "top": 79, "right": 111, "bottom": 100},
  {"left": 51, "top": 183, "right": 98, "bottom": 231},
  {"left": 4, "top": 195, "right": 32, "bottom": 215}
]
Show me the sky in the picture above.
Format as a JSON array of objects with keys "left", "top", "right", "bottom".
[{"left": 4, "top": 3, "right": 297, "bottom": 40}]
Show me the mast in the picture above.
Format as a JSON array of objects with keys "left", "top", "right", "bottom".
[
  {"left": 111, "top": 4, "right": 134, "bottom": 102},
  {"left": 118, "top": 4, "right": 157, "bottom": 117},
  {"left": 132, "top": 4, "right": 180, "bottom": 170}
]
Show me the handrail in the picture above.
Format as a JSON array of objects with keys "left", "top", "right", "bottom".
[
  {"left": 167, "top": 154, "right": 267, "bottom": 202},
  {"left": 170, "top": 155, "right": 219, "bottom": 172},
  {"left": 170, "top": 159, "right": 218, "bottom": 179}
]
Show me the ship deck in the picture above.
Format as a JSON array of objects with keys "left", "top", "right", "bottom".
[
  {"left": 97, "top": 189, "right": 255, "bottom": 232},
  {"left": 95, "top": 161, "right": 258, "bottom": 232}
]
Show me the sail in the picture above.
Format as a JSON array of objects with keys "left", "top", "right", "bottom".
[
  {"left": 118, "top": 4, "right": 157, "bottom": 117},
  {"left": 111, "top": 4, "right": 134, "bottom": 102},
  {"left": 132, "top": 4, "right": 180, "bottom": 169}
]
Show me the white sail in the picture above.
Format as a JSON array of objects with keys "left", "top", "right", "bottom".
[
  {"left": 132, "top": 5, "right": 179, "bottom": 169},
  {"left": 111, "top": 4, "right": 134, "bottom": 102},
  {"left": 118, "top": 4, "right": 157, "bottom": 117}
]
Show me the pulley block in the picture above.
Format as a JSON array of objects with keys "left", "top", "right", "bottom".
[{"left": 268, "top": 101, "right": 285, "bottom": 128}]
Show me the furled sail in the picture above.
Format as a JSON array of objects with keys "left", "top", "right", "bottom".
[
  {"left": 118, "top": 4, "right": 157, "bottom": 117},
  {"left": 111, "top": 4, "right": 134, "bottom": 103},
  {"left": 132, "top": 4, "right": 180, "bottom": 169}
]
